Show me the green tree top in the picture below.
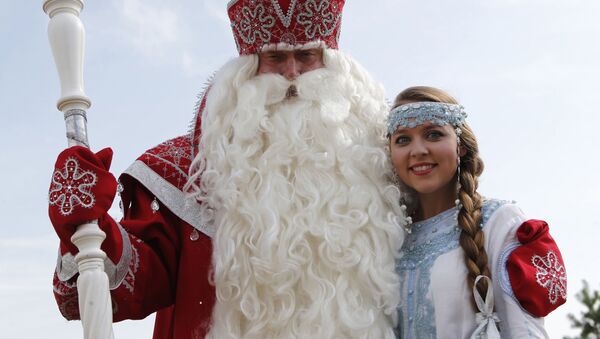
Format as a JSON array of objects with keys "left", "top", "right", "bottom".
[{"left": 564, "top": 280, "right": 600, "bottom": 339}]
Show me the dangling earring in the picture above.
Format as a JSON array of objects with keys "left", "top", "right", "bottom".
[
  {"left": 399, "top": 201, "right": 413, "bottom": 234},
  {"left": 455, "top": 127, "right": 463, "bottom": 210},
  {"left": 392, "top": 169, "right": 413, "bottom": 234}
]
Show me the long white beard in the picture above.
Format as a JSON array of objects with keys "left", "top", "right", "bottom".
[{"left": 188, "top": 51, "right": 403, "bottom": 339}]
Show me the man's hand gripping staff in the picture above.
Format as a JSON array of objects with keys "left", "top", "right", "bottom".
[{"left": 49, "top": 147, "right": 117, "bottom": 255}]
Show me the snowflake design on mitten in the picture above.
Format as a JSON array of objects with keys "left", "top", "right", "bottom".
[
  {"left": 49, "top": 157, "right": 97, "bottom": 216},
  {"left": 532, "top": 250, "right": 567, "bottom": 304}
]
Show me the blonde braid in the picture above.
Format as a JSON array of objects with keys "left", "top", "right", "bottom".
[{"left": 456, "top": 125, "right": 489, "bottom": 309}]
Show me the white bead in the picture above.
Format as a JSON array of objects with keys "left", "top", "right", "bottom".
[
  {"left": 190, "top": 229, "right": 200, "bottom": 241},
  {"left": 150, "top": 198, "right": 159, "bottom": 214}
]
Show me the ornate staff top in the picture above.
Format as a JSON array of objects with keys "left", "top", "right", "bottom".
[{"left": 44, "top": 0, "right": 91, "bottom": 148}]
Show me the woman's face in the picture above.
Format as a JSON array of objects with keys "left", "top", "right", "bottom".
[{"left": 390, "top": 121, "right": 461, "bottom": 197}]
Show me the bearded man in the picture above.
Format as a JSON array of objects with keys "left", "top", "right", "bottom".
[{"left": 48, "top": 1, "right": 404, "bottom": 338}]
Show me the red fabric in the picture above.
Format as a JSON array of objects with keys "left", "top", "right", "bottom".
[
  {"left": 49, "top": 146, "right": 118, "bottom": 254},
  {"left": 228, "top": 0, "right": 345, "bottom": 55},
  {"left": 506, "top": 219, "right": 567, "bottom": 317},
  {"left": 137, "top": 136, "right": 193, "bottom": 191},
  {"left": 52, "top": 145, "right": 216, "bottom": 339}
]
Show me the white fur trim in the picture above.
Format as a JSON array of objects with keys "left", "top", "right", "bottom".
[{"left": 258, "top": 40, "right": 327, "bottom": 53}]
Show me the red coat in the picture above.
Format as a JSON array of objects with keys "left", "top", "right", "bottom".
[
  {"left": 53, "top": 90, "right": 214, "bottom": 338},
  {"left": 53, "top": 129, "right": 218, "bottom": 338}
]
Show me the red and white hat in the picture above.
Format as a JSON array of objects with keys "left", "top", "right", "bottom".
[{"left": 227, "top": 0, "right": 345, "bottom": 55}]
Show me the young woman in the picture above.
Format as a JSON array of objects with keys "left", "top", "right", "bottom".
[{"left": 388, "top": 86, "right": 567, "bottom": 338}]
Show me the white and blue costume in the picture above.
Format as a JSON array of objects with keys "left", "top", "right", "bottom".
[
  {"left": 389, "top": 102, "right": 567, "bottom": 339},
  {"left": 395, "top": 199, "right": 560, "bottom": 339}
]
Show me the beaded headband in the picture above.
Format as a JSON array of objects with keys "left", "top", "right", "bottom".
[{"left": 387, "top": 101, "right": 468, "bottom": 136}]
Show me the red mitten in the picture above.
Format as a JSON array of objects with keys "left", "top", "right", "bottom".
[
  {"left": 48, "top": 146, "right": 118, "bottom": 253},
  {"left": 506, "top": 219, "right": 567, "bottom": 317}
]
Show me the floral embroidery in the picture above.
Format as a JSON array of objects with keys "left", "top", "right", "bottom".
[
  {"left": 532, "top": 250, "right": 567, "bottom": 304},
  {"left": 237, "top": 3, "right": 276, "bottom": 44},
  {"left": 49, "top": 157, "right": 97, "bottom": 216},
  {"left": 228, "top": 0, "right": 344, "bottom": 55},
  {"left": 152, "top": 139, "right": 188, "bottom": 169},
  {"left": 297, "top": 0, "right": 336, "bottom": 39}
]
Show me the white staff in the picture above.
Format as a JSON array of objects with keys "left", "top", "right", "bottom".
[{"left": 43, "top": 1, "right": 115, "bottom": 338}]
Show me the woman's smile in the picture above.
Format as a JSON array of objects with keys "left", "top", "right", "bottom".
[{"left": 410, "top": 162, "right": 436, "bottom": 176}]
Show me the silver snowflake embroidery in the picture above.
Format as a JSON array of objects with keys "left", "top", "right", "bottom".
[
  {"left": 143, "top": 136, "right": 192, "bottom": 189},
  {"left": 153, "top": 139, "right": 190, "bottom": 168},
  {"left": 49, "top": 157, "right": 97, "bottom": 216},
  {"left": 532, "top": 250, "right": 567, "bottom": 304},
  {"left": 297, "top": 0, "right": 335, "bottom": 39},
  {"left": 238, "top": 3, "right": 276, "bottom": 44}
]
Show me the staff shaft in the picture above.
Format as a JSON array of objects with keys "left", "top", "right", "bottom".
[{"left": 44, "top": 1, "right": 115, "bottom": 338}]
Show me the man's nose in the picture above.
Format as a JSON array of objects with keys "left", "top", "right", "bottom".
[{"left": 282, "top": 57, "right": 300, "bottom": 81}]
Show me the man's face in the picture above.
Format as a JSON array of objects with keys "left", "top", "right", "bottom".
[{"left": 257, "top": 48, "right": 325, "bottom": 81}]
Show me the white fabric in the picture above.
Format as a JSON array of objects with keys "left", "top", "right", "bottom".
[
  {"left": 470, "top": 275, "right": 500, "bottom": 339},
  {"left": 55, "top": 222, "right": 132, "bottom": 289},
  {"left": 400, "top": 203, "right": 549, "bottom": 339}
]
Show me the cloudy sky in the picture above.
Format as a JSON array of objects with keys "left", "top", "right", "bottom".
[{"left": 1, "top": 0, "right": 599, "bottom": 337}]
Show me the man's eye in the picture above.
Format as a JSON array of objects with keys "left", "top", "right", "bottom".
[
  {"left": 264, "top": 53, "right": 283, "bottom": 62},
  {"left": 298, "top": 51, "right": 316, "bottom": 60}
]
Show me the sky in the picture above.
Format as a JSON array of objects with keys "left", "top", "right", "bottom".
[{"left": 1, "top": 0, "right": 599, "bottom": 337}]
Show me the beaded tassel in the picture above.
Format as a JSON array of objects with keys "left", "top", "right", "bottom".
[{"left": 455, "top": 127, "right": 463, "bottom": 210}]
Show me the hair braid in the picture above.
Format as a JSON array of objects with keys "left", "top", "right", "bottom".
[{"left": 457, "top": 125, "right": 489, "bottom": 309}]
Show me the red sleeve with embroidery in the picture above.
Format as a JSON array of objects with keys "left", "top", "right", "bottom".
[
  {"left": 506, "top": 219, "right": 567, "bottom": 317},
  {"left": 53, "top": 176, "right": 181, "bottom": 321}
]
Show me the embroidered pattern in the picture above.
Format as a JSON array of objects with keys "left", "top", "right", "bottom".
[
  {"left": 53, "top": 273, "right": 80, "bottom": 320},
  {"left": 122, "top": 235, "right": 141, "bottom": 293},
  {"left": 237, "top": 4, "right": 276, "bottom": 44},
  {"left": 140, "top": 135, "right": 193, "bottom": 190},
  {"left": 387, "top": 102, "right": 468, "bottom": 136},
  {"left": 270, "top": 0, "right": 297, "bottom": 27},
  {"left": 297, "top": 0, "right": 336, "bottom": 39},
  {"left": 395, "top": 199, "right": 507, "bottom": 338},
  {"left": 228, "top": 0, "right": 344, "bottom": 55},
  {"left": 396, "top": 207, "right": 460, "bottom": 339},
  {"left": 49, "top": 157, "right": 97, "bottom": 216},
  {"left": 532, "top": 250, "right": 567, "bottom": 304}
]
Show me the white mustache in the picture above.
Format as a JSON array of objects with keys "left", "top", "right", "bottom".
[{"left": 242, "top": 68, "right": 338, "bottom": 106}]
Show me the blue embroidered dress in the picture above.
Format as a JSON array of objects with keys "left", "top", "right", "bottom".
[{"left": 395, "top": 199, "right": 549, "bottom": 339}]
